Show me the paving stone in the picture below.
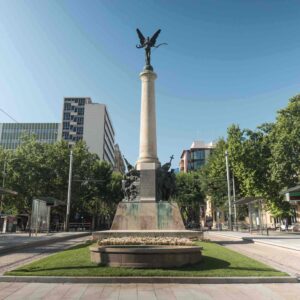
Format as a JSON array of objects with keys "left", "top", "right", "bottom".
[
  {"left": 79, "top": 284, "right": 105, "bottom": 299},
  {"left": 153, "top": 284, "right": 176, "bottom": 300},
  {"left": 60, "top": 284, "right": 88, "bottom": 300},
  {"left": 99, "top": 284, "right": 120, "bottom": 300},
  {"left": 4, "top": 282, "right": 40, "bottom": 300},
  {"left": 119, "top": 284, "right": 138, "bottom": 300},
  {"left": 137, "top": 284, "right": 157, "bottom": 300},
  {"left": 41, "top": 283, "right": 73, "bottom": 300},
  {"left": 0, "top": 282, "right": 26, "bottom": 300}
]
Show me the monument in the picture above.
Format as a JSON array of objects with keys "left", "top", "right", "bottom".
[
  {"left": 91, "top": 29, "right": 202, "bottom": 268},
  {"left": 93, "top": 29, "right": 202, "bottom": 239},
  {"left": 111, "top": 29, "right": 183, "bottom": 231}
]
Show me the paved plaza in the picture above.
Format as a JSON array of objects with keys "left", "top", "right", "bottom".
[
  {"left": 0, "top": 232, "right": 90, "bottom": 254},
  {"left": 206, "top": 231, "right": 300, "bottom": 277},
  {"left": 207, "top": 230, "right": 300, "bottom": 251},
  {"left": 1, "top": 282, "right": 300, "bottom": 299}
]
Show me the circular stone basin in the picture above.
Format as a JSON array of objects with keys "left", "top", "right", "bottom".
[{"left": 90, "top": 245, "right": 202, "bottom": 268}]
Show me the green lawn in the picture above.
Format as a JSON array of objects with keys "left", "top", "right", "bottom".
[{"left": 6, "top": 241, "right": 287, "bottom": 277}]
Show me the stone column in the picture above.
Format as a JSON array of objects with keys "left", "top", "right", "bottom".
[
  {"left": 136, "top": 69, "right": 160, "bottom": 202},
  {"left": 136, "top": 69, "right": 160, "bottom": 169}
]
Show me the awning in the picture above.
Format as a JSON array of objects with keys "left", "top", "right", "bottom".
[
  {"left": 34, "top": 197, "right": 65, "bottom": 207},
  {"left": 281, "top": 184, "right": 300, "bottom": 194}
]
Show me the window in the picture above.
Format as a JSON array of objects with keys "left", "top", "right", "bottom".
[
  {"left": 79, "top": 98, "right": 85, "bottom": 105},
  {"left": 78, "top": 108, "right": 84, "bottom": 115},
  {"left": 63, "top": 122, "right": 70, "bottom": 130},
  {"left": 63, "top": 113, "right": 70, "bottom": 120},
  {"left": 64, "top": 103, "right": 71, "bottom": 110},
  {"left": 77, "top": 117, "right": 84, "bottom": 125},
  {"left": 77, "top": 127, "right": 83, "bottom": 134}
]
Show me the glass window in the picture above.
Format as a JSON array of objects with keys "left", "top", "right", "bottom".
[
  {"left": 77, "top": 127, "right": 83, "bottom": 134},
  {"left": 63, "top": 122, "right": 70, "bottom": 130},
  {"left": 63, "top": 113, "right": 70, "bottom": 120},
  {"left": 64, "top": 103, "right": 71, "bottom": 110},
  {"left": 77, "top": 117, "right": 84, "bottom": 125}
]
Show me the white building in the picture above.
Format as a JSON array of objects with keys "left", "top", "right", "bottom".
[
  {"left": 180, "top": 140, "right": 215, "bottom": 172},
  {"left": 60, "top": 97, "right": 115, "bottom": 166}
]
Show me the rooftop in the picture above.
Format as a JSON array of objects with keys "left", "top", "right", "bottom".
[{"left": 190, "top": 140, "right": 215, "bottom": 149}]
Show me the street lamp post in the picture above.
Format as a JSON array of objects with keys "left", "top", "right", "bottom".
[
  {"left": 65, "top": 150, "right": 73, "bottom": 232},
  {"left": 232, "top": 174, "right": 237, "bottom": 228},
  {"left": 0, "top": 160, "right": 7, "bottom": 213},
  {"left": 225, "top": 151, "right": 233, "bottom": 231}
]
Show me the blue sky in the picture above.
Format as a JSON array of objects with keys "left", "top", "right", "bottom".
[{"left": 0, "top": 0, "right": 300, "bottom": 165}]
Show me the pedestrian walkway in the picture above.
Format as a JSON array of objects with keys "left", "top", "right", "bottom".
[
  {"left": 0, "top": 235, "right": 90, "bottom": 275},
  {"left": 208, "top": 230, "right": 300, "bottom": 251},
  {"left": 0, "top": 232, "right": 90, "bottom": 254},
  {"left": 206, "top": 231, "right": 300, "bottom": 277},
  {"left": 0, "top": 282, "right": 299, "bottom": 299}
]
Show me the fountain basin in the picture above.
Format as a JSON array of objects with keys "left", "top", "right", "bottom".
[{"left": 90, "top": 245, "right": 202, "bottom": 268}]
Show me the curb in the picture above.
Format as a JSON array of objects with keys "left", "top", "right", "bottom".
[
  {"left": 0, "top": 232, "right": 91, "bottom": 255},
  {"left": 209, "top": 232, "right": 300, "bottom": 252},
  {"left": 0, "top": 276, "right": 298, "bottom": 284},
  {"left": 243, "top": 238, "right": 300, "bottom": 252}
]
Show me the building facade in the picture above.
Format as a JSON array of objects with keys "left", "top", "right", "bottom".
[
  {"left": 114, "top": 144, "right": 125, "bottom": 174},
  {"left": 0, "top": 98, "right": 116, "bottom": 166},
  {"left": 60, "top": 97, "right": 115, "bottom": 165},
  {"left": 0, "top": 123, "right": 60, "bottom": 150},
  {"left": 180, "top": 140, "right": 214, "bottom": 172}
]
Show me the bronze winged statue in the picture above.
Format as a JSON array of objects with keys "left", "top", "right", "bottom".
[{"left": 136, "top": 28, "right": 167, "bottom": 68}]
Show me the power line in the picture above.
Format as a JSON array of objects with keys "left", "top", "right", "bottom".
[{"left": 0, "top": 108, "right": 18, "bottom": 123}]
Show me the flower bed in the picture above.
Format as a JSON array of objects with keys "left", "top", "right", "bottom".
[{"left": 98, "top": 236, "right": 194, "bottom": 246}]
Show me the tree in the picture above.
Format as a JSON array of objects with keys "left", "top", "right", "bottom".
[
  {"left": 199, "top": 139, "right": 228, "bottom": 209},
  {"left": 270, "top": 94, "right": 300, "bottom": 188},
  {"left": 1, "top": 137, "right": 123, "bottom": 230},
  {"left": 174, "top": 172, "right": 204, "bottom": 225}
]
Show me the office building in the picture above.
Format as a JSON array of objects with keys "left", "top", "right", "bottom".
[
  {"left": 180, "top": 140, "right": 214, "bottom": 172},
  {"left": 0, "top": 123, "right": 60, "bottom": 150},
  {"left": 61, "top": 97, "right": 115, "bottom": 165},
  {"left": 114, "top": 144, "right": 125, "bottom": 174}
]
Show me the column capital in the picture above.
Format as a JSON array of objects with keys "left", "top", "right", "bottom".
[{"left": 139, "top": 70, "right": 157, "bottom": 81}]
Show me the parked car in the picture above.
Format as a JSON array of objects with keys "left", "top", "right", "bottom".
[{"left": 291, "top": 223, "right": 300, "bottom": 232}]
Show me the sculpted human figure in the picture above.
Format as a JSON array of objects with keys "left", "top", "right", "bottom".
[
  {"left": 122, "top": 157, "right": 140, "bottom": 201},
  {"left": 136, "top": 28, "right": 167, "bottom": 67}
]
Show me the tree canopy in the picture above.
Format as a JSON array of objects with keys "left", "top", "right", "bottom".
[
  {"left": 199, "top": 94, "right": 300, "bottom": 220},
  {"left": 0, "top": 137, "right": 123, "bottom": 229}
]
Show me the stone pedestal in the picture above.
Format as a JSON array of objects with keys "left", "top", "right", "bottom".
[
  {"left": 139, "top": 163, "right": 158, "bottom": 202},
  {"left": 111, "top": 201, "right": 185, "bottom": 230}
]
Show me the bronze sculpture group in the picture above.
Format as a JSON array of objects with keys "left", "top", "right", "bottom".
[{"left": 122, "top": 156, "right": 176, "bottom": 202}]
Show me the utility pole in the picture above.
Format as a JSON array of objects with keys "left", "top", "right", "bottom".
[
  {"left": 232, "top": 174, "right": 237, "bottom": 228},
  {"left": 65, "top": 150, "right": 73, "bottom": 231},
  {"left": 225, "top": 151, "right": 232, "bottom": 231}
]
